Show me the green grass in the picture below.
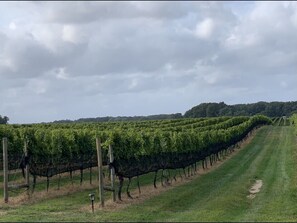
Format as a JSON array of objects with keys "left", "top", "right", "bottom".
[{"left": 1, "top": 126, "right": 297, "bottom": 222}]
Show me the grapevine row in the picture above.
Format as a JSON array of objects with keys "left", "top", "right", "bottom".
[{"left": 0, "top": 116, "right": 270, "bottom": 177}]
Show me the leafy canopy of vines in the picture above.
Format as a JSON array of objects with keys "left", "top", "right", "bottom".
[{"left": 0, "top": 115, "right": 271, "bottom": 178}]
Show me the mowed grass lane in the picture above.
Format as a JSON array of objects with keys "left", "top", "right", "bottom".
[
  {"left": 103, "top": 126, "right": 297, "bottom": 222},
  {"left": 1, "top": 126, "right": 297, "bottom": 222}
]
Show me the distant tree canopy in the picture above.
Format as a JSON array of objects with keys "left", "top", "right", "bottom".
[
  {"left": 53, "top": 113, "right": 183, "bottom": 123},
  {"left": 0, "top": 115, "right": 9, "bottom": 124},
  {"left": 184, "top": 101, "right": 297, "bottom": 118}
]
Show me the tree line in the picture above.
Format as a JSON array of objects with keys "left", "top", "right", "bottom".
[
  {"left": 3, "top": 101, "right": 297, "bottom": 124},
  {"left": 53, "top": 113, "right": 183, "bottom": 123},
  {"left": 184, "top": 101, "right": 297, "bottom": 118},
  {"left": 54, "top": 101, "right": 296, "bottom": 123}
]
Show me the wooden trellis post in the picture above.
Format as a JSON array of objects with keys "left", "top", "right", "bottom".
[
  {"left": 3, "top": 137, "right": 8, "bottom": 203},
  {"left": 96, "top": 138, "right": 117, "bottom": 208},
  {"left": 96, "top": 138, "right": 104, "bottom": 207},
  {"left": 109, "top": 145, "right": 116, "bottom": 202},
  {"left": 24, "top": 140, "right": 30, "bottom": 197}
]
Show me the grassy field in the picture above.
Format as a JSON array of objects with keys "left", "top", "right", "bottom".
[{"left": 1, "top": 126, "right": 297, "bottom": 222}]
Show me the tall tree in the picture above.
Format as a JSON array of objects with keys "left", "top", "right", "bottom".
[{"left": 0, "top": 115, "right": 9, "bottom": 124}]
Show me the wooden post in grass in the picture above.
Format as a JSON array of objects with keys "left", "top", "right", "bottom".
[
  {"left": 96, "top": 138, "right": 104, "bottom": 207},
  {"left": 109, "top": 145, "right": 116, "bottom": 202},
  {"left": 3, "top": 137, "right": 8, "bottom": 203},
  {"left": 24, "top": 140, "right": 30, "bottom": 198}
]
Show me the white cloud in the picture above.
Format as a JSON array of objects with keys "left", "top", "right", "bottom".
[
  {"left": 62, "top": 25, "right": 86, "bottom": 44},
  {"left": 195, "top": 18, "right": 215, "bottom": 39},
  {"left": 55, "top": 67, "right": 70, "bottom": 80},
  {"left": 0, "top": 57, "right": 17, "bottom": 72},
  {"left": 9, "top": 22, "right": 16, "bottom": 30}
]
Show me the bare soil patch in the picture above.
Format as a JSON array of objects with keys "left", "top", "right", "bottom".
[
  {"left": 0, "top": 210, "right": 7, "bottom": 216},
  {"left": 247, "top": 180, "right": 263, "bottom": 199}
]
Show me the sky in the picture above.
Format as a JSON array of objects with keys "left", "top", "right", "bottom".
[{"left": 0, "top": 1, "right": 296, "bottom": 124}]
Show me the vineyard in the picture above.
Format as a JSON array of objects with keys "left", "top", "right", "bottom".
[
  {"left": 1, "top": 115, "right": 271, "bottom": 200},
  {"left": 271, "top": 116, "right": 291, "bottom": 126}
]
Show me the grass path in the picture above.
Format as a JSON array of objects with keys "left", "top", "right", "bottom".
[{"left": 1, "top": 126, "right": 297, "bottom": 222}]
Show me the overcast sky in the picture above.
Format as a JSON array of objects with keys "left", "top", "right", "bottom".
[{"left": 0, "top": 1, "right": 296, "bottom": 124}]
